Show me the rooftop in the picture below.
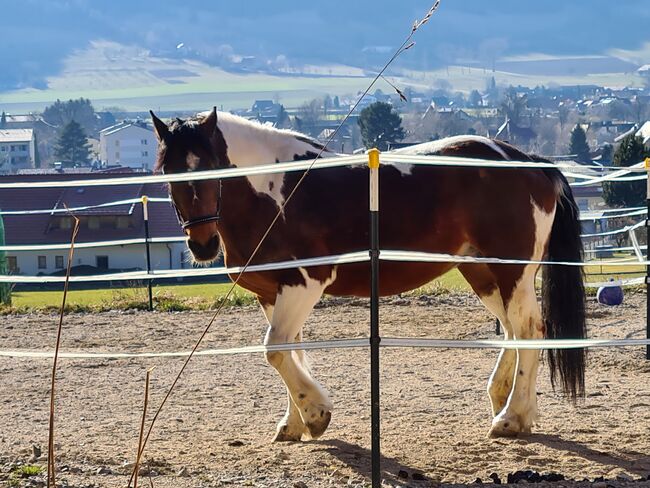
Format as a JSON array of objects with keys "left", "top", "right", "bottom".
[
  {"left": 0, "top": 128, "right": 34, "bottom": 143},
  {"left": 100, "top": 120, "right": 152, "bottom": 136}
]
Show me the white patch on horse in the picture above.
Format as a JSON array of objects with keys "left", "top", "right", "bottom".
[
  {"left": 202, "top": 111, "right": 335, "bottom": 211},
  {"left": 395, "top": 135, "right": 511, "bottom": 161},
  {"left": 490, "top": 198, "right": 555, "bottom": 436},
  {"left": 186, "top": 152, "right": 201, "bottom": 170}
]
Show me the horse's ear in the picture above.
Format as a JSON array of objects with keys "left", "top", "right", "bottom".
[
  {"left": 150, "top": 111, "right": 170, "bottom": 142},
  {"left": 199, "top": 107, "right": 218, "bottom": 139}
]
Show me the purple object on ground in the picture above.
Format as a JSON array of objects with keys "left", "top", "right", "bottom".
[{"left": 596, "top": 280, "right": 624, "bottom": 306}]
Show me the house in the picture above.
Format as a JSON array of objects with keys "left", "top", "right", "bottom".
[
  {"left": 495, "top": 118, "right": 537, "bottom": 148},
  {"left": 0, "top": 129, "right": 36, "bottom": 173},
  {"left": 635, "top": 121, "right": 650, "bottom": 146},
  {"left": 99, "top": 121, "right": 158, "bottom": 170},
  {"left": 0, "top": 171, "right": 188, "bottom": 280}
]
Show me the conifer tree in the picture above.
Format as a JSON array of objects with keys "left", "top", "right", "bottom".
[{"left": 54, "top": 120, "right": 91, "bottom": 165}]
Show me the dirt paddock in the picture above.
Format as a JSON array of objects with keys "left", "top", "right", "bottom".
[{"left": 1, "top": 291, "right": 650, "bottom": 487}]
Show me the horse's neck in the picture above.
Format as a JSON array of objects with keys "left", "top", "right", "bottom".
[
  {"left": 216, "top": 113, "right": 331, "bottom": 209},
  {"left": 216, "top": 113, "right": 325, "bottom": 167}
]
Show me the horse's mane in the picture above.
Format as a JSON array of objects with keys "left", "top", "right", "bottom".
[{"left": 198, "top": 111, "right": 327, "bottom": 152}]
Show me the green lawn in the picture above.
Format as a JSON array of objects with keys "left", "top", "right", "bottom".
[
  {"left": 3, "top": 270, "right": 470, "bottom": 313},
  {"left": 1, "top": 263, "right": 641, "bottom": 314}
]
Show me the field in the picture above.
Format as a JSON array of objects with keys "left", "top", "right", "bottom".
[
  {"left": 0, "top": 41, "right": 645, "bottom": 113},
  {"left": 1, "top": 290, "right": 649, "bottom": 487}
]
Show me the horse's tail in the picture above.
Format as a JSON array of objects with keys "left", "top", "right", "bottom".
[{"left": 541, "top": 168, "right": 586, "bottom": 401}]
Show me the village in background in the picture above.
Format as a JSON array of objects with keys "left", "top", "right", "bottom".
[{"left": 1, "top": 67, "right": 649, "bottom": 281}]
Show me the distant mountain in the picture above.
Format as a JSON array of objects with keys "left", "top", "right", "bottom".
[{"left": 1, "top": 0, "right": 650, "bottom": 90}]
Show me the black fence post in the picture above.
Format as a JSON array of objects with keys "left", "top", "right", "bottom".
[
  {"left": 142, "top": 196, "right": 153, "bottom": 312},
  {"left": 646, "top": 158, "right": 650, "bottom": 360},
  {"left": 368, "top": 148, "right": 381, "bottom": 487}
]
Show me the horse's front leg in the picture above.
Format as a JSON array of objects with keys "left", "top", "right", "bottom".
[
  {"left": 259, "top": 301, "right": 308, "bottom": 441},
  {"left": 263, "top": 274, "right": 332, "bottom": 441}
]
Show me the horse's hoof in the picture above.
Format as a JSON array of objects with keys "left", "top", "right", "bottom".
[
  {"left": 489, "top": 414, "right": 530, "bottom": 438},
  {"left": 272, "top": 424, "right": 303, "bottom": 442},
  {"left": 304, "top": 410, "right": 332, "bottom": 440}
]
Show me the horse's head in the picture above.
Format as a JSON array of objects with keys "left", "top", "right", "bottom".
[{"left": 151, "top": 107, "right": 229, "bottom": 264}]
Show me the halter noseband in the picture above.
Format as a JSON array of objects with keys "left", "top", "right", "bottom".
[{"left": 172, "top": 179, "right": 223, "bottom": 231}]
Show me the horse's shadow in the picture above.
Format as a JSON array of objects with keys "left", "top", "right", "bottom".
[
  {"left": 311, "top": 435, "right": 650, "bottom": 485},
  {"left": 311, "top": 438, "right": 432, "bottom": 485},
  {"left": 529, "top": 433, "right": 650, "bottom": 477}
]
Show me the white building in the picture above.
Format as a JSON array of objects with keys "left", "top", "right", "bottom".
[
  {"left": 0, "top": 129, "right": 36, "bottom": 172},
  {"left": 99, "top": 121, "right": 158, "bottom": 170}
]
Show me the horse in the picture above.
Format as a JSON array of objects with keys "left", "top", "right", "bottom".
[{"left": 150, "top": 108, "right": 586, "bottom": 440}]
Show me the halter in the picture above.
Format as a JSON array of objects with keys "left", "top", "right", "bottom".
[{"left": 172, "top": 179, "right": 223, "bottom": 231}]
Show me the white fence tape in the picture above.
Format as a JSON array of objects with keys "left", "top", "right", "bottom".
[
  {"left": 0, "top": 154, "right": 646, "bottom": 190},
  {"left": 0, "top": 236, "right": 185, "bottom": 252},
  {"left": 0, "top": 251, "right": 371, "bottom": 283},
  {"left": 0, "top": 197, "right": 171, "bottom": 216},
  {"left": 585, "top": 277, "right": 644, "bottom": 288},
  {"left": 0, "top": 249, "right": 646, "bottom": 284},
  {"left": 2, "top": 337, "right": 650, "bottom": 361},
  {"left": 581, "top": 219, "right": 646, "bottom": 238}
]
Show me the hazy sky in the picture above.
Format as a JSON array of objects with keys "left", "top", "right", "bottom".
[{"left": 2, "top": 0, "right": 650, "bottom": 89}]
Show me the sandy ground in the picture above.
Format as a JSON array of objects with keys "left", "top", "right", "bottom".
[{"left": 1, "top": 291, "right": 650, "bottom": 487}]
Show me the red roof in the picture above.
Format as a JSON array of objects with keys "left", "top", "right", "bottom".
[{"left": 0, "top": 172, "right": 183, "bottom": 245}]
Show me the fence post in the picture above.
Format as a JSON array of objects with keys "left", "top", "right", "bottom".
[
  {"left": 0, "top": 210, "right": 10, "bottom": 306},
  {"left": 142, "top": 196, "right": 154, "bottom": 312},
  {"left": 368, "top": 148, "right": 381, "bottom": 487},
  {"left": 646, "top": 158, "right": 650, "bottom": 360}
]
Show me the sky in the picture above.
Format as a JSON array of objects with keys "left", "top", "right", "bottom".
[{"left": 2, "top": 0, "right": 650, "bottom": 90}]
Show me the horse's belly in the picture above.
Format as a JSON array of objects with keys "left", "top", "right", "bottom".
[{"left": 325, "top": 261, "right": 456, "bottom": 298}]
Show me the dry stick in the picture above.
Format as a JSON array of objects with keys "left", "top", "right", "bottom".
[
  {"left": 47, "top": 215, "right": 80, "bottom": 488},
  {"left": 128, "top": 3, "right": 443, "bottom": 483},
  {"left": 132, "top": 367, "right": 155, "bottom": 488}
]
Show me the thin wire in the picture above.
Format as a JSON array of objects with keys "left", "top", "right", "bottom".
[
  {"left": 129, "top": 3, "right": 445, "bottom": 480},
  {"left": 46, "top": 213, "right": 80, "bottom": 488}
]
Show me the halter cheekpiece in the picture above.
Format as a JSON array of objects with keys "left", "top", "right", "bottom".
[{"left": 172, "top": 179, "right": 223, "bottom": 231}]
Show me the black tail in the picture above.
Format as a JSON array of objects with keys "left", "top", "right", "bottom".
[{"left": 541, "top": 169, "right": 586, "bottom": 401}]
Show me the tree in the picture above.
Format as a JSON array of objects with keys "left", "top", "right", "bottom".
[
  {"left": 54, "top": 120, "right": 91, "bottom": 165},
  {"left": 275, "top": 104, "right": 291, "bottom": 129},
  {"left": 0, "top": 213, "right": 11, "bottom": 306},
  {"left": 43, "top": 98, "right": 97, "bottom": 135},
  {"left": 602, "top": 134, "right": 650, "bottom": 208},
  {"left": 468, "top": 90, "right": 482, "bottom": 107},
  {"left": 297, "top": 98, "right": 322, "bottom": 135},
  {"left": 358, "top": 102, "right": 405, "bottom": 151},
  {"left": 569, "top": 124, "right": 591, "bottom": 162},
  {"left": 500, "top": 86, "right": 527, "bottom": 126},
  {"left": 0, "top": 111, "right": 6, "bottom": 128}
]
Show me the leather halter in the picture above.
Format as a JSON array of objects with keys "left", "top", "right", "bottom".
[{"left": 172, "top": 179, "right": 223, "bottom": 231}]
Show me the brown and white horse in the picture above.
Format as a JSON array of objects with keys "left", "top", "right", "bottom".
[{"left": 150, "top": 108, "right": 586, "bottom": 440}]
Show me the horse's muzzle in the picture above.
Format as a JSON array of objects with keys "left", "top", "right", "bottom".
[{"left": 187, "top": 234, "right": 221, "bottom": 262}]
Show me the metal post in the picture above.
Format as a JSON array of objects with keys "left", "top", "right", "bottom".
[
  {"left": 495, "top": 319, "right": 501, "bottom": 336},
  {"left": 646, "top": 158, "right": 650, "bottom": 360},
  {"left": 142, "top": 196, "right": 154, "bottom": 311},
  {"left": 368, "top": 148, "right": 381, "bottom": 487}
]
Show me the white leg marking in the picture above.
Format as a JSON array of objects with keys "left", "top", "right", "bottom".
[
  {"left": 265, "top": 269, "right": 334, "bottom": 440},
  {"left": 479, "top": 289, "right": 516, "bottom": 417},
  {"left": 490, "top": 200, "right": 556, "bottom": 437}
]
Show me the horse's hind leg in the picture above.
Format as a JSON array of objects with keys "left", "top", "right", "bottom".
[
  {"left": 489, "top": 265, "right": 544, "bottom": 437},
  {"left": 459, "top": 264, "right": 516, "bottom": 417},
  {"left": 263, "top": 271, "right": 333, "bottom": 441}
]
